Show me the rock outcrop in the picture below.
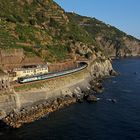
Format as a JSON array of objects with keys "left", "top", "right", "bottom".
[
  {"left": 96, "top": 36, "right": 140, "bottom": 58},
  {"left": 90, "top": 59, "right": 113, "bottom": 78}
]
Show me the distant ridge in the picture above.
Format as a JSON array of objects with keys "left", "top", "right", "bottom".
[{"left": 67, "top": 12, "right": 140, "bottom": 57}]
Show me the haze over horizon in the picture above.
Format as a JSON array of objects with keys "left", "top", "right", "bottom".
[{"left": 54, "top": 0, "right": 140, "bottom": 39}]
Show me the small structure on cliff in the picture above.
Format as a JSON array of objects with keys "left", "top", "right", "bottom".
[
  {"left": 0, "top": 70, "right": 10, "bottom": 91},
  {"left": 10, "top": 65, "right": 49, "bottom": 81}
]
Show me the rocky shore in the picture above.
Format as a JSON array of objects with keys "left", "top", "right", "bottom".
[
  {"left": 1, "top": 76, "right": 114, "bottom": 129},
  {"left": 0, "top": 59, "right": 117, "bottom": 128},
  {"left": 2, "top": 95, "right": 77, "bottom": 128}
]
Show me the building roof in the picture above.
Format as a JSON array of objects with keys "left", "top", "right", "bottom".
[{"left": 13, "top": 64, "right": 48, "bottom": 72}]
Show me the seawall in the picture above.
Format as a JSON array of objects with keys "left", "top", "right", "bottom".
[{"left": 0, "top": 59, "right": 114, "bottom": 128}]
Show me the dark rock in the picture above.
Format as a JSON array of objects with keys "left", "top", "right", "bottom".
[
  {"left": 65, "top": 94, "right": 72, "bottom": 99},
  {"left": 91, "top": 82, "right": 104, "bottom": 93},
  {"left": 134, "top": 72, "right": 138, "bottom": 75},
  {"left": 96, "top": 82, "right": 103, "bottom": 89},
  {"left": 83, "top": 92, "right": 89, "bottom": 100},
  {"left": 107, "top": 99, "right": 117, "bottom": 103},
  {"left": 57, "top": 97, "right": 63, "bottom": 104},
  {"left": 77, "top": 98, "right": 84, "bottom": 103},
  {"left": 86, "top": 95, "right": 98, "bottom": 102},
  {"left": 112, "top": 99, "right": 117, "bottom": 103},
  {"left": 109, "top": 69, "right": 118, "bottom": 76},
  {"left": 90, "top": 79, "right": 104, "bottom": 93},
  {"left": 72, "top": 93, "right": 78, "bottom": 98}
]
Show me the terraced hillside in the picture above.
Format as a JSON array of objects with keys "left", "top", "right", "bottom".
[
  {"left": 0, "top": 0, "right": 140, "bottom": 67},
  {"left": 0, "top": 0, "right": 96, "bottom": 63}
]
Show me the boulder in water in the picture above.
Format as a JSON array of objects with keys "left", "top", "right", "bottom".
[
  {"left": 109, "top": 70, "right": 118, "bottom": 76},
  {"left": 107, "top": 99, "right": 117, "bottom": 103},
  {"left": 86, "top": 95, "right": 98, "bottom": 102},
  {"left": 77, "top": 98, "right": 84, "bottom": 103}
]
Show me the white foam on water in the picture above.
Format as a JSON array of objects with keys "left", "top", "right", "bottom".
[{"left": 122, "top": 89, "right": 132, "bottom": 93}]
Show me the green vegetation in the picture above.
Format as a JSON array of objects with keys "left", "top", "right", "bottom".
[
  {"left": 14, "top": 82, "right": 45, "bottom": 92},
  {"left": 67, "top": 13, "right": 127, "bottom": 41},
  {"left": 0, "top": 0, "right": 139, "bottom": 62},
  {"left": 67, "top": 22, "right": 95, "bottom": 44},
  {"left": 0, "top": 0, "right": 96, "bottom": 61},
  {"left": 67, "top": 12, "right": 140, "bottom": 56},
  {"left": 45, "top": 45, "right": 69, "bottom": 62},
  {"left": 16, "top": 24, "right": 36, "bottom": 42}
]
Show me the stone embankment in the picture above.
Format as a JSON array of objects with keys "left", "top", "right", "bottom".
[
  {"left": 0, "top": 59, "right": 117, "bottom": 128},
  {"left": 3, "top": 95, "right": 76, "bottom": 128},
  {"left": 2, "top": 78, "right": 108, "bottom": 128}
]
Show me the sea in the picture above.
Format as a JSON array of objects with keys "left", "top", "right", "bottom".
[{"left": 1, "top": 57, "right": 140, "bottom": 140}]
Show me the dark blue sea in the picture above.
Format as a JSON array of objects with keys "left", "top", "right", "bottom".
[{"left": 1, "top": 58, "right": 140, "bottom": 140}]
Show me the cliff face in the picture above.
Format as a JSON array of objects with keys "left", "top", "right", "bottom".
[
  {"left": 90, "top": 60, "right": 113, "bottom": 77},
  {"left": 96, "top": 36, "right": 140, "bottom": 57},
  {"left": 67, "top": 13, "right": 140, "bottom": 58}
]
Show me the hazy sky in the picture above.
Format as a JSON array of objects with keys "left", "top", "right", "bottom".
[{"left": 54, "top": 0, "right": 140, "bottom": 39}]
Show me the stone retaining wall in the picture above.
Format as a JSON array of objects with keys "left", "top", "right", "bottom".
[{"left": 0, "top": 59, "right": 114, "bottom": 127}]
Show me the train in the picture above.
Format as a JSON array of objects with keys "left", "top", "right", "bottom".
[{"left": 18, "top": 62, "right": 88, "bottom": 83}]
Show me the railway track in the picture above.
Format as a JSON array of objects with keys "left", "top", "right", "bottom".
[{"left": 13, "top": 62, "right": 88, "bottom": 88}]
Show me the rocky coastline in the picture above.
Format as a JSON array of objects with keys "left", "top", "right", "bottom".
[
  {"left": 1, "top": 76, "right": 116, "bottom": 129},
  {"left": 2, "top": 95, "right": 77, "bottom": 128},
  {"left": 1, "top": 84, "right": 98, "bottom": 128},
  {"left": 0, "top": 59, "right": 117, "bottom": 128}
]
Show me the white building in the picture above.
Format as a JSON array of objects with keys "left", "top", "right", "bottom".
[{"left": 11, "top": 65, "right": 48, "bottom": 81}]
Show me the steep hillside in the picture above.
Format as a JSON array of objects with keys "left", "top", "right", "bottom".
[
  {"left": 0, "top": 0, "right": 139, "bottom": 66},
  {"left": 67, "top": 13, "right": 140, "bottom": 58},
  {"left": 0, "top": 0, "right": 95, "bottom": 63}
]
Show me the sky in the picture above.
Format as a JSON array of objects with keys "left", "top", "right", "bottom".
[{"left": 54, "top": 0, "right": 140, "bottom": 39}]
